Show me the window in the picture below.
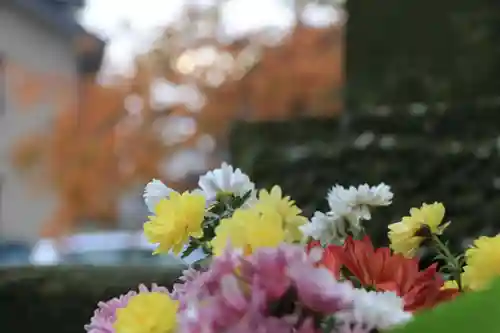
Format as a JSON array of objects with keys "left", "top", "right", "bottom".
[{"left": 0, "top": 54, "right": 5, "bottom": 115}]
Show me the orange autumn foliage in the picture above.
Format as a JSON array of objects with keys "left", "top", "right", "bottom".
[
  {"left": 39, "top": 79, "right": 130, "bottom": 235},
  {"left": 153, "top": 23, "right": 343, "bottom": 142},
  {"left": 205, "top": 24, "right": 343, "bottom": 121},
  {"left": 12, "top": 22, "right": 343, "bottom": 237}
]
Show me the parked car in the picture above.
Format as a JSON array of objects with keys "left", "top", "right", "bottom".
[
  {"left": 0, "top": 241, "right": 31, "bottom": 266},
  {"left": 29, "top": 231, "right": 206, "bottom": 266}
]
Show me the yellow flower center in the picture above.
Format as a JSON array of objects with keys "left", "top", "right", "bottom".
[{"left": 114, "top": 293, "right": 179, "bottom": 333}]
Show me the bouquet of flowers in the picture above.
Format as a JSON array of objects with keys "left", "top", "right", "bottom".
[{"left": 85, "top": 163, "right": 500, "bottom": 333}]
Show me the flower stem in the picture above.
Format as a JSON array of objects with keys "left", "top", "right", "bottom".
[
  {"left": 349, "top": 222, "right": 366, "bottom": 240},
  {"left": 431, "top": 234, "right": 463, "bottom": 291}
]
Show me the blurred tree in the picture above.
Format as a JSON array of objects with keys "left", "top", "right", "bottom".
[{"left": 11, "top": 0, "right": 345, "bottom": 236}]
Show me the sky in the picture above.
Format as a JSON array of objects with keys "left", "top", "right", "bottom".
[
  {"left": 79, "top": 0, "right": 340, "bottom": 74},
  {"left": 80, "top": 0, "right": 296, "bottom": 74},
  {"left": 80, "top": 0, "right": 184, "bottom": 73}
]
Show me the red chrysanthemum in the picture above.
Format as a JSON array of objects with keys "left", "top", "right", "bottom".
[{"left": 307, "top": 236, "right": 459, "bottom": 312}]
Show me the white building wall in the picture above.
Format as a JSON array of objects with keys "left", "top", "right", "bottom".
[{"left": 0, "top": 5, "right": 78, "bottom": 244}]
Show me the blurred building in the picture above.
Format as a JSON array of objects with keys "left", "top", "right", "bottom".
[{"left": 0, "top": 0, "right": 104, "bottom": 244}]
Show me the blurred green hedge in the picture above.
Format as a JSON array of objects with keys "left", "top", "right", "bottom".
[
  {"left": 346, "top": 0, "right": 500, "bottom": 107},
  {"left": 229, "top": 104, "right": 500, "bottom": 250},
  {"left": 0, "top": 265, "right": 185, "bottom": 333}
]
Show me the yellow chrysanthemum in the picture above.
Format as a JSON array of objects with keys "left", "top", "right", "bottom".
[
  {"left": 254, "top": 185, "right": 307, "bottom": 242},
  {"left": 114, "top": 292, "right": 178, "bottom": 333},
  {"left": 388, "top": 202, "right": 449, "bottom": 258},
  {"left": 442, "top": 279, "right": 459, "bottom": 290},
  {"left": 211, "top": 208, "right": 285, "bottom": 256},
  {"left": 144, "top": 191, "right": 206, "bottom": 254},
  {"left": 462, "top": 235, "right": 500, "bottom": 291}
]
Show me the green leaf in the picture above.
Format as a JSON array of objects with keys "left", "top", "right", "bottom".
[
  {"left": 233, "top": 190, "right": 253, "bottom": 208},
  {"left": 456, "top": 253, "right": 466, "bottom": 267},
  {"left": 202, "top": 222, "right": 217, "bottom": 240},
  {"left": 208, "top": 201, "right": 226, "bottom": 215},
  {"left": 440, "top": 272, "right": 452, "bottom": 280},
  {"left": 389, "top": 278, "right": 500, "bottom": 333},
  {"left": 242, "top": 189, "right": 253, "bottom": 201},
  {"left": 201, "top": 243, "right": 213, "bottom": 256},
  {"left": 340, "top": 265, "right": 363, "bottom": 289},
  {"left": 191, "top": 256, "right": 212, "bottom": 270},
  {"left": 433, "top": 253, "right": 447, "bottom": 261},
  {"left": 321, "top": 316, "right": 336, "bottom": 333},
  {"left": 204, "top": 212, "right": 219, "bottom": 220},
  {"left": 181, "top": 240, "right": 200, "bottom": 258}
]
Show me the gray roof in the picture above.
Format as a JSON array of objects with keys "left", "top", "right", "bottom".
[{"left": 4, "top": 0, "right": 105, "bottom": 73}]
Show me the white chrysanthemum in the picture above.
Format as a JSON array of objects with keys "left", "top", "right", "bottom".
[
  {"left": 143, "top": 179, "right": 176, "bottom": 213},
  {"left": 302, "top": 183, "right": 392, "bottom": 244},
  {"left": 198, "top": 162, "right": 255, "bottom": 202},
  {"left": 336, "top": 290, "right": 412, "bottom": 331},
  {"left": 327, "top": 183, "right": 393, "bottom": 221},
  {"left": 355, "top": 183, "right": 394, "bottom": 206},
  {"left": 300, "top": 211, "right": 352, "bottom": 244}
]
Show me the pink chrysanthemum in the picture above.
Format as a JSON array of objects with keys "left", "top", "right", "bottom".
[
  {"left": 84, "top": 284, "right": 169, "bottom": 333},
  {"left": 170, "top": 267, "right": 204, "bottom": 302},
  {"left": 176, "top": 244, "right": 354, "bottom": 333}
]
